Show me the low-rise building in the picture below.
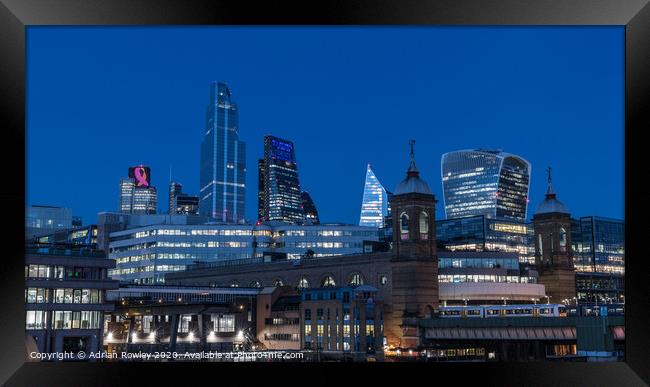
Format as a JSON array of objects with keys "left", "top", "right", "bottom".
[
  {"left": 25, "top": 244, "right": 118, "bottom": 360},
  {"left": 103, "top": 285, "right": 258, "bottom": 355},
  {"left": 300, "top": 286, "right": 384, "bottom": 360}
]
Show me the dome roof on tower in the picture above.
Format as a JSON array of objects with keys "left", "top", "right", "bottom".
[
  {"left": 394, "top": 140, "right": 433, "bottom": 196},
  {"left": 535, "top": 197, "right": 569, "bottom": 215},
  {"left": 535, "top": 167, "right": 569, "bottom": 215}
]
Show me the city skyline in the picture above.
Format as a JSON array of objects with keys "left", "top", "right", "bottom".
[{"left": 26, "top": 26, "right": 624, "bottom": 225}]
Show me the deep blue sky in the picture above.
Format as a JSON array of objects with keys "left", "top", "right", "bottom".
[{"left": 26, "top": 27, "right": 624, "bottom": 225}]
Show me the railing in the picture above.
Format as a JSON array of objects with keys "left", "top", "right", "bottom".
[{"left": 26, "top": 245, "right": 106, "bottom": 258}]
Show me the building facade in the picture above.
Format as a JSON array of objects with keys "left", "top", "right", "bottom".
[
  {"left": 119, "top": 166, "right": 157, "bottom": 215},
  {"left": 438, "top": 251, "right": 542, "bottom": 305},
  {"left": 532, "top": 169, "right": 576, "bottom": 305},
  {"left": 300, "top": 286, "right": 384, "bottom": 358},
  {"left": 261, "top": 135, "right": 304, "bottom": 223},
  {"left": 107, "top": 223, "right": 379, "bottom": 284},
  {"left": 359, "top": 164, "right": 390, "bottom": 228},
  {"left": 436, "top": 215, "right": 535, "bottom": 265},
  {"left": 199, "top": 81, "right": 246, "bottom": 223},
  {"left": 103, "top": 285, "right": 257, "bottom": 355},
  {"left": 300, "top": 191, "right": 320, "bottom": 224},
  {"left": 26, "top": 205, "right": 74, "bottom": 239},
  {"left": 441, "top": 149, "right": 531, "bottom": 221},
  {"left": 25, "top": 244, "right": 118, "bottom": 360},
  {"left": 571, "top": 216, "right": 625, "bottom": 304},
  {"left": 168, "top": 181, "right": 199, "bottom": 215}
]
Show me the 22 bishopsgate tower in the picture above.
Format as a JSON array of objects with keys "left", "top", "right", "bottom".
[{"left": 199, "top": 82, "right": 246, "bottom": 223}]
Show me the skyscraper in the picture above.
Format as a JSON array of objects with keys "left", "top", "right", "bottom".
[
  {"left": 257, "top": 159, "right": 265, "bottom": 222},
  {"left": 199, "top": 81, "right": 246, "bottom": 223},
  {"left": 301, "top": 191, "right": 320, "bottom": 224},
  {"left": 359, "top": 164, "right": 389, "bottom": 228},
  {"left": 441, "top": 149, "right": 531, "bottom": 221},
  {"left": 168, "top": 182, "right": 183, "bottom": 214},
  {"left": 119, "top": 166, "right": 157, "bottom": 214},
  {"left": 262, "top": 135, "right": 304, "bottom": 223},
  {"left": 168, "top": 181, "right": 199, "bottom": 215}
]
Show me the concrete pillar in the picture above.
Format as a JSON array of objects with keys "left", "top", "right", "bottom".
[
  {"left": 127, "top": 316, "right": 135, "bottom": 344},
  {"left": 198, "top": 314, "right": 206, "bottom": 349},
  {"left": 169, "top": 314, "right": 179, "bottom": 352}
]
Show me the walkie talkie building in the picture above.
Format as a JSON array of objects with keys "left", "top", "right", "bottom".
[{"left": 441, "top": 149, "right": 531, "bottom": 221}]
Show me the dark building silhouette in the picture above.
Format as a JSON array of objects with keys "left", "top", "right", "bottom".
[
  {"left": 168, "top": 182, "right": 199, "bottom": 215},
  {"left": 300, "top": 191, "right": 320, "bottom": 224},
  {"left": 257, "top": 159, "right": 266, "bottom": 222}
]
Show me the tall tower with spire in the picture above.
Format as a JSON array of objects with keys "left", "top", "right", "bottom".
[
  {"left": 388, "top": 140, "right": 439, "bottom": 349},
  {"left": 533, "top": 167, "right": 576, "bottom": 304}
]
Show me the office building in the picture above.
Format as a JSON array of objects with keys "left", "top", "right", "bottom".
[
  {"left": 25, "top": 244, "right": 118, "bottom": 360},
  {"left": 441, "top": 149, "right": 531, "bottom": 221},
  {"left": 300, "top": 191, "right": 320, "bottom": 224},
  {"left": 571, "top": 216, "right": 625, "bottom": 303},
  {"left": 26, "top": 205, "right": 74, "bottom": 239},
  {"left": 256, "top": 287, "right": 302, "bottom": 351},
  {"left": 199, "top": 81, "right": 246, "bottom": 223},
  {"left": 119, "top": 166, "right": 157, "bottom": 214},
  {"left": 168, "top": 181, "right": 199, "bottom": 215},
  {"left": 437, "top": 251, "right": 543, "bottom": 305},
  {"left": 261, "top": 135, "right": 304, "bottom": 223},
  {"left": 300, "top": 286, "right": 384, "bottom": 358},
  {"left": 103, "top": 285, "right": 258, "bottom": 354},
  {"left": 168, "top": 182, "right": 182, "bottom": 214},
  {"left": 257, "top": 159, "right": 265, "bottom": 222},
  {"left": 107, "top": 223, "right": 379, "bottom": 284},
  {"left": 359, "top": 164, "right": 389, "bottom": 228},
  {"left": 33, "top": 225, "right": 98, "bottom": 248},
  {"left": 436, "top": 215, "right": 535, "bottom": 265}
]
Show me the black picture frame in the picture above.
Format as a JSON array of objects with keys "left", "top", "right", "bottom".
[{"left": 1, "top": 0, "right": 648, "bottom": 385}]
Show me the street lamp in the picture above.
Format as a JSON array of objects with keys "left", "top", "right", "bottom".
[
  {"left": 545, "top": 295, "right": 551, "bottom": 304},
  {"left": 531, "top": 298, "right": 537, "bottom": 305}
]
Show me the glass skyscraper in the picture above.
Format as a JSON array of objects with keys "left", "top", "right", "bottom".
[
  {"left": 358, "top": 164, "right": 389, "bottom": 228},
  {"left": 199, "top": 81, "right": 246, "bottom": 223},
  {"left": 261, "top": 135, "right": 304, "bottom": 223},
  {"left": 441, "top": 149, "right": 531, "bottom": 221}
]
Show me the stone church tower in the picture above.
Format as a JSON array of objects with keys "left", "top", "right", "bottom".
[
  {"left": 533, "top": 167, "right": 576, "bottom": 305},
  {"left": 388, "top": 140, "right": 439, "bottom": 349}
]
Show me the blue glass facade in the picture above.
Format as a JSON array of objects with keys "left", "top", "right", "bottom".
[
  {"left": 571, "top": 216, "right": 624, "bottom": 275},
  {"left": 436, "top": 215, "right": 535, "bottom": 265},
  {"left": 199, "top": 82, "right": 246, "bottom": 223},
  {"left": 359, "top": 164, "right": 389, "bottom": 228},
  {"left": 441, "top": 149, "right": 531, "bottom": 221}
]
